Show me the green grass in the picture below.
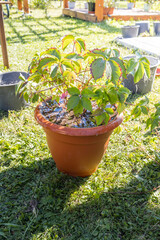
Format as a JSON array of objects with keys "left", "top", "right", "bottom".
[{"left": 0, "top": 4, "right": 160, "bottom": 240}]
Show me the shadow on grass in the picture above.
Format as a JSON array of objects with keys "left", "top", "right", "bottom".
[
  {"left": 0, "top": 155, "right": 160, "bottom": 239},
  {"left": 0, "top": 110, "right": 8, "bottom": 120}
]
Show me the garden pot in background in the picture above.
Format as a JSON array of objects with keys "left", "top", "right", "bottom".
[
  {"left": 88, "top": 2, "right": 95, "bottom": 14},
  {"left": 84, "top": 2, "right": 88, "bottom": 9},
  {"left": 35, "top": 103, "right": 123, "bottom": 177},
  {"left": 144, "top": 3, "right": 150, "bottom": 12},
  {"left": 68, "top": 1, "right": 75, "bottom": 9},
  {"left": 121, "top": 25, "right": 139, "bottom": 38},
  {"left": 127, "top": 2, "right": 134, "bottom": 9},
  {"left": 153, "top": 22, "right": 160, "bottom": 35},
  {"left": 123, "top": 55, "right": 159, "bottom": 94},
  {"left": 0, "top": 71, "right": 29, "bottom": 111},
  {"left": 135, "top": 21, "right": 150, "bottom": 35}
]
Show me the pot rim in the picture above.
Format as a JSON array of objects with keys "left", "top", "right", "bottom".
[
  {"left": 35, "top": 102, "right": 123, "bottom": 136},
  {"left": 0, "top": 71, "right": 29, "bottom": 87},
  {"left": 123, "top": 55, "right": 159, "bottom": 68},
  {"left": 121, "top": 25, "right": 140, "bottom": 29}
]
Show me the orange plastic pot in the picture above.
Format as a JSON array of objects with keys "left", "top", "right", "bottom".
[
  {"left": 103, "top": 7, "right": 114, "bottom": 15},
  {"left": 35, "top": 102, "right": 123, "bottom": 177}
]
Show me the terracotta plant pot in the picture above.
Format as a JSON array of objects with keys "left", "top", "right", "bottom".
[
  {"left": 103, "top": 7, "right": 114, "bottom": 15},
  {"left": 35, "top": 103, "right": 123, "bottom": 177}
]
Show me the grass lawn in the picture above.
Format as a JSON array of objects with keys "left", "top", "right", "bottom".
[{"left": 0, "top": 4, "right": 160, "bottom": 240}]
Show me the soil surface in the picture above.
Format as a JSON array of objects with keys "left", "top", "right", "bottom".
[{"left": 40, "top": 99, "right": 116, "bottom": 128}]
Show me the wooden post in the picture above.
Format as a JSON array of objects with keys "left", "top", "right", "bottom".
[
  {"left": 0, "top": 4, "right": 9, "bottom": 68},
  {"left": 63, "top": 0, "right": 68, "bottom": 9},
  {"left": 95, "top": 0, "right": 104, "bottom": 22},
  {"left": 17, "top": 0, "right": 22, "bottom": 10},
  {"left": 23, "top": 0, "right": 29, "bottom": 14}
]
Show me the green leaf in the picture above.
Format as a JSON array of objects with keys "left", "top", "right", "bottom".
[
  {"left": 95, "top": 113, "right": 105, "bottom": 125},
  {"left": 28, "top": 73, "right": 41, "bottom": 83},
  {"left": 141, "top": 106, "right": 148, "bottom": 115},
  {"left": 32, "top": 94, "right": 39, "bottom": 103},
  {"left": 61, "top": 60, "right": 74, "bottom": 71},
  {"left": 117, "top": 102, "right": 125, "bottom": 113},
  {"left": 108, "top": 59, "right": 121, "bottom": 83},
  {"left": 151, "top": 117, "right": 159, "bottom": 130},
  {"left": 107, "top": 88, "right": 118, "bottom": 104},
  {"left": 73, "top": 100, "right": 83, "bottom": 114},
  {"left": 66, "top": 53, "right": 83, "bottom": 60},
  {"left": 19, "top": 73, "right": 27, "bottom": 82},
  {"left": 51, "top": 64, "right": 58, "bottom": 78},
  {"left": 23, "top": 92, "right": 29, "bottom": 102},
  {"left": 72, "top": 60, "right": 81, "bottom": 73},
  {"left": 42, "top": 48, "right": 61, "bottom": 60},
  {"left": 142, "top": 61, "right": 150, "bottom": 79},
  {"left": 110, "top": 57, "right": 126, "bottom": 78},
  {"left": 105, "top": 108, "right": 114, "bottom": 114},
  {"left": 146, "top": 118, "right": 152, "bottom": 129},
  {"left": 134, "top": 62, "right": 144, "bottom": 83},
  {"left": 67, "top": 95, "right": 80, "bottom": 110},
  {"left": 125, "top": 58, "right": 138, "bottom": 74},
  {"left": 92, "top": 49, "right": 107, "bottom": 59},
  {"left": 76, "top": 38, "right": 86, "bottom": 51},
  {"left": 62, "top": 35, "right": 74, "bottom": 51},
  {"left": 81, "top": 88, "right": 94, "bottom": 98},
  {"left": 67, "top": 87, "right": 80, "bottom": 96},
  {"left": 104, "top": 112, "right": 110, "bottom": 124},
  {"left": 90, "top": 58, "right": 106, "bottom": 80},
  {"left": 92, "top": 108, "right": 104, "bottom": 116},
  {"left": 132, "top": 106, "right": 142, "bottom": 118},
  {"left": 81, "top": 96, "right": 92, "bottom": 112},
  {"left": 15, "top": 81, "right": 27, "bottom": 96},
  {"left": 39, "top": 57, "right": 58, "bottom": 69}
]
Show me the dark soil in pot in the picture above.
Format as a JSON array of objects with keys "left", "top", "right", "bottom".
[
  {"left": 0, "top": 71, "right": 29, "bottom": 111},
  {"left": 39, "top": 99, "right": 117, "bottom": 128}
]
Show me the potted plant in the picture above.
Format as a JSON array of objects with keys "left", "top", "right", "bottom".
[
  {"left": 103, "top": 0, "right": 115, "bottom": 15},
  {"left": 68, "top": 0, "right": 76, "bottom": 9},
  {"left": 123, "top": 54, "right": 159, "bottom": 94},
  {"left": 88, "top": 0, "right": 95, "bottom": 14},
  {"left": 17, "top": 35, "right": 150, "bottom": 177},
  {"left": 127, "top": 0, "right": 135, "bottom": 9},
  {"left": 0, "top": 71, "right": 29, "bottom": 111},
  {"left": 144, "top": 0, "right": 155, "bottom": 11}
]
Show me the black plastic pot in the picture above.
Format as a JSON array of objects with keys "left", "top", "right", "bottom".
[
  {"left": 88, "top": 2, "right": 95, "bottom": 13},
  {"left": 154, "top": 22, "right": 160, "bottom": 36},
  {"left": 0, "top": 71, "right": 29, "bottom": 111},
  {"left": 135, "top": 21, "right": 150, "bottom": 35},
  {"left": 68, "top": 1, "right": 75, "bottom": 9},
  {"left": 121, "top": 25, "right": 140, "bottom": 38},
  {"left": 123, "top": 55, "right": 159, "bottom": 94},
  {"left": 127, "top": 2, "right": 134, "bottom": 9}
]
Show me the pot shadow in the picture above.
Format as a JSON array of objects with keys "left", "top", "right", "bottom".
[
  {"left": 1, "top": 155, "right": 160, "bottom": 239},
  {"left": 0, "top": 157, "right": 88, "bottom": 239},
  {"left": 0, "top": 110, "right": 8, "bottom": 120}
]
